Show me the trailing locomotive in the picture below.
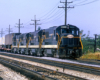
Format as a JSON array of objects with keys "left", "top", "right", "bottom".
[{"left": 0, "top": 24, "right": 83, "bottom": 58}]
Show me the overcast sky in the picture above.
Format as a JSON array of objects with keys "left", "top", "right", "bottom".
[{"left": 0, "top": 0, "right": 100, "bottom": 37}]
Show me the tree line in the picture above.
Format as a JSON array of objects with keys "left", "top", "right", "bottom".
[{"left": 80, "top": 30, "right": 100, "bottom": 54}]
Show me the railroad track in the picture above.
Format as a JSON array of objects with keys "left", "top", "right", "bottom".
[
  {"left": 0, "top": 52, "right": 100, "bottom": 79},
  {"left": 0, "top": 57, "right": 86, "bottom": 80},
  {"left": 76, "top": 58, "right": 100, "bottom": 65},
  {"left": 0, "top": 59, "right": 56, "bottom": 80}
]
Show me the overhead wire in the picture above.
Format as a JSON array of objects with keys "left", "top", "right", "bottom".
[
  {"left": 40, "top": 4, "right": 70, "bottom": 23},
  {"left": 23, "top": 0, "right": 94, "bottom": 26},
  {"left": 39, "top": 1, "right": 60, "bottom": 19},
  {"left": 42, "top": 13, "right": 64, "bottom": 24},
  {"left": 71, "top": 0, "right": 99, "bottom": 6},
  {"left": 41, "top": 0, "right": 99, "bottom": 24},
  {"left": 20, "top": 1, "right": 60, "bottom": 29},
  {"left": 42, "top": 9, "right": 64, "bottom": 23},
  {"left": 42, "top": 9, "right": 71, "bottom": 24},
  {"left": 40, "top": 3, "right": 70, "bottom": 22},
  {"left": 74, "top": 0, "right": 99, "bottom": 6},
  {"left": 22, "top": 0, "right": 100, "bottom": 29}
]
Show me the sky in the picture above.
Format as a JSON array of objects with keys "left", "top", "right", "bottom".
[{"left": 0, "top": 0, "right": 100, "bottom": 37}]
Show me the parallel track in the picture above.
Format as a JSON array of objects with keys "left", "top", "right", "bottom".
[
  {"left": 76, "top": 58, "right": 100, "bottom": 65},
  {"left": 0, "top": 59, "right": 56, "bottom": 80},
  {"left": 0, "top": 52, "right": 100, "bottom": 76},
  {"left": 0, "top": 57, "right": 86, "bottom": 80}
]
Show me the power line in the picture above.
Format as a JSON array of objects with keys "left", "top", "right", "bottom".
[
  {"left": 42, "top": 9, "right": 64, "bottom": 24},
  {"left": 0, "top": 28, "right": 5, "bottom": 37},
  {"left": 23, "top": 1, "right": 63, "bottom": 27},
  {"left": 42, "top": 9, "right": 71, "bottom": 24},
  {"left": 58, "top": 0, "right": 74, "bottom": 25},
  {"left": 41, "top": 9, "right": 63, "bottom": 23},
  {"left": 6, "top": 25, "right": 13, "bottom": 34},
  {"left": 17, "top": 0, "right": 98, "bottom": 30},
  {"left": 42, "top": 13, "right": 64, "bottom": 24},
  {"left": 30, "top": 15, "right": 41, "bottom": 31},
  {"left": 41, "top": 0, "right": 98, "bottom": 23},
  {"left": 39, "top": 1, "right": 60, "bottom": 19},
  {"left": 75, "top": 0, "right": 99, "bottom": 6},
  {"left": 15, "top": 19, "right": 24, "bottom": 33},
  {"left": 40, "top": 9, "right": 62, "bottom": 21},
  {"left": 18, "top": 1, "right": 60, "bottom": 28},
  {"left": 71, "top": 0, "right": 99, "bottom": 6}
]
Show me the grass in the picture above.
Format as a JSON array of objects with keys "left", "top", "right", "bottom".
[{"left": 79, "top": 52, "right": 100, "bottom": 60}]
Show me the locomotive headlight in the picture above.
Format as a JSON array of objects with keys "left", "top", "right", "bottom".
[{"left": 67, "top": 35, "right": 74, "bottom": 38}]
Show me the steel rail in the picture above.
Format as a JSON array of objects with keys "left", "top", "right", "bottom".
[
  {"left": 0, "top": 58, "right": 87, "bottom": 80},
  {"left": 0, "top": 59, "right": 57, "bottom": 80},
  {"left": 0, "top": 52, "right": 100, "bottom": 76}
]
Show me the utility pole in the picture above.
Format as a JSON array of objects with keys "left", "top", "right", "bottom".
[
  {"left": 6, "top": 25, "right": 13, "bottom": 34},
  {"left": 0, "top": 28, "right": 5, "bottom": 37},
  {"left": 30, "top": 15, "right": 41, "bottom": 31},
  {"left": 15, "top": 19, "right": 23, "bottom": 33},
  {"left": 58, "top": 0, "right": 74, "bottom": 25},
  {"left": 94, "top": 34, "right": 97, "bottom": 53}
]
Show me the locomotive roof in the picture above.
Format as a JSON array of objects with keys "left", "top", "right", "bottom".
[
  {"left": 12, "top": 24, "right": 79, "bottom": 36},
  {"left": 56, "top": 24, "right": 79, "bottom": 29},
  {"left": 43, "top": 26, "right": 58, "bottom": 31}
]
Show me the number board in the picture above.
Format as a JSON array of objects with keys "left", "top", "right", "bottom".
[{"left": 61, "top": 26, "right": 67, "bottom": 28}]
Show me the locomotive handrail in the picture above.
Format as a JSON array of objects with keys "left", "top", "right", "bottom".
[
  {"left": 79, "top": 36, "right": 83, "bottom": 50},
  {"left": 42, "top": 35, "right": 53, "bottom": 39},
  {"left": 26, "top": 37, "right": 32, "bottom": 48},
  {"left": 17, "top": 39, "right": 22, "bottom": 49},
  {"left": 56, "top": 33, "right": 60, "bottom": 50},
  {"left": 39, "top": 35, "right": 46, "bottom": 49}
]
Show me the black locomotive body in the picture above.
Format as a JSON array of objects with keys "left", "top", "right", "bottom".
[
  {"left": 55, "top": 25, "right": 83, "bottom": 58},
  {"left": 10, "top": 24, "right": 83, "bottom": 58}
]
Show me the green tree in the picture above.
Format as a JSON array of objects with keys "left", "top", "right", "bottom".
[
  {"left": 79, "top": 30, "right": 86, "bottom": 38},
  {"left": 80, "top": 30, "right": 94, "bottom": 54}
]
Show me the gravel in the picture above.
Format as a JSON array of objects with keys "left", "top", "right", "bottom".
[{"left": 0, "top": 64, "right": 29, "bottom": 80}]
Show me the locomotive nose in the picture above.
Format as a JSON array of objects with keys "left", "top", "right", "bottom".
[{"left": 61, "top": 34, "right": 74, "bottom": 46}]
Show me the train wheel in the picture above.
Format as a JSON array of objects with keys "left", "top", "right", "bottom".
[
  {"left": 37, "top": 50, "right": 41, "bottom": 57},
  {"left": 20, "top": 50, "right": 23, "bottom": 54},
  {"left": 30, "top": 51, "right": 33, "bottom": 56},
  {"left": 43, "top": 51, "right": 47, "bottom": 57},
  {"left": 79, "top": 49, "right": 82, "bottom": 57},
  {"left": 53, "top": 53, "right": 56, "bottom": 58}
]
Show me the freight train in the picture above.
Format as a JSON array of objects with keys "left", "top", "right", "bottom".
[{"left": 0, "top": 24, "right": 83, "bottom": 58}]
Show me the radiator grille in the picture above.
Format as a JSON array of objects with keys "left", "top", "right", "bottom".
[{"left": 62, "top": 38, "right": 79, "bottom": 46}]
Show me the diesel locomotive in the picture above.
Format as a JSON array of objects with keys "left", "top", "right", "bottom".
[{"left": 0, "top": 24, "right": 83, "bottom": 58}]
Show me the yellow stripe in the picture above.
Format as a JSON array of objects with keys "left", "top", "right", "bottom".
[{"left": 80, "top": 37, "right": 83, "bottom": 50}]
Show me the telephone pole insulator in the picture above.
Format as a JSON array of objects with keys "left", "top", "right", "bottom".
[
  {"left": 0, "top": 28, "right": 5, "bottom": 37},
  {"left": 30, "top": 15, "right": 41, "bottom": 31},
  {"left": 6, "top": 25, "right": 13, "bottom": 34},
  {"left": 15, "top": 19, "right": 24, "bottom": 33}
]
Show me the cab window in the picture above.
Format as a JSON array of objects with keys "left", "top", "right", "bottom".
[
  {"left": 77, "top": 30, "right": 79, "bottom": 35},
  {"left": 72, "top": 30, "right": 74, "bottom": 34},
  {"left": 62, "top": 29, "right": 67, "bottom": 33}
]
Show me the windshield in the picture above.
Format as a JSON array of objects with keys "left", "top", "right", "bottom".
[{"left": 62, "top": 28, "right": 78, "bottom": 35}]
